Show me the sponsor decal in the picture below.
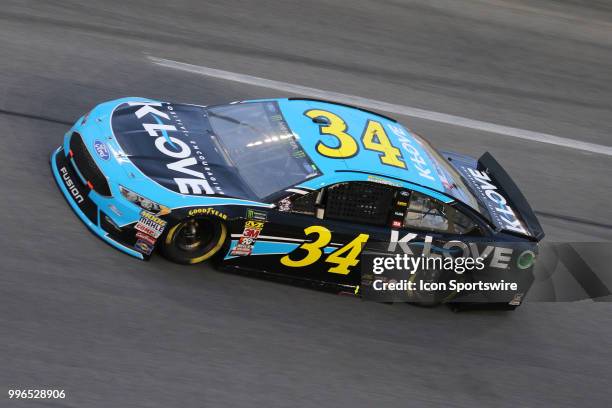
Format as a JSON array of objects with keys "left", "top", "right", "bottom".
[
  {"left": 140, "top": 211, "right": 165, "bottom": 225},
  {"left": 238, "top": 236, "right": 255, "bottom": 246},
  {"left": 135, "top": 231, "right": 157, "bottom": 246},
  {"left": 387, "top": 231, "right": 534, "bottom": 270},
  {"left": 188, "top": 207, "right": 228, "bottom": 219},
  {"left": 59, "top": 166, "right": 84, "bottom": 204},
  {"left": 134, "top": 223, "right": 161, "bottom": 238},
  {"left": 277, "top": 197, "right": 292, "bottom": 212},
  {"left": 396, "top": 201, "right": 407, "bottom": 207},
  {"left": 388, "top": 124, "right": 435, "bottom": 181},
  {"left": 246, "top": 209, "right": 267, "bottom": 221},
  {"left": 93, "top": 140, "right": 110, "bottom": 161},
  {"left": 230, "top": 219, "right": 265, "bottom": 256},
  {"left": 134, "top": 239, "right": 154, "bottom": 255},
  {"left": 230, "top": 247, "right": 252, "bottom": 257},
  {"left": 367, "top": 174, "right": 401, "bottom": 187},
  {"left": 391, "top": 220, "right": 402, "bottom": 228},
  {"left": 120, "top": 102, "right": 224, "bottom": 195},
  {"left": 134, "top": 210, "right": 167, "bottom": 239},
  {"left": 462, "top": 167, "right": 528, "bottom": 235},
  {"left": 245, "top": 220, "right": 265, "bottom": 229}
]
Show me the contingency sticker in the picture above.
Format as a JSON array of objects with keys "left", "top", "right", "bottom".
[
  {"left": 246, "top": 208, "right": 267, "bottom": 222},
  {"left": 134, "top": 239, "right": 154, "bottom": 255},
  {"left": 135, "top": 231, "right": 157, "bottom": 246},
  {"left": 134, "top": 211, "right": 167, "bottom": 239},
  {"left": 230, "top": 220, "right": 265, "bottom": 256}
]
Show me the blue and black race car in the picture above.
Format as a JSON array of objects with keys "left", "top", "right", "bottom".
[{"left": 51, "top": 97, "right": 544, "bottom": 306}]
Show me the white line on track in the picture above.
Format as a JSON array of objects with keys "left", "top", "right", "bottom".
[{"left": 149, "top": 56, "right": 612, "bottom": 157}]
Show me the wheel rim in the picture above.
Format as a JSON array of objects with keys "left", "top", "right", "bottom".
[
  {"left": 174, "top": 219, "right": 215, "bottom": 253},
  {"left": 165, "top": 218, "right": 227, "bottom": 264}
]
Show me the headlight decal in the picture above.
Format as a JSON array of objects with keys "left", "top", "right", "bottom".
[{"left": 119, "top": 186, "right": 170, "bottom": 215}]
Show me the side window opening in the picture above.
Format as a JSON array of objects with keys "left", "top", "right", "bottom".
[
  {"left": 275, "top": 184, "right": 478, "bottom": 235},
  {"left": 404, "top": 192, "right": 448, "bottom": 231},
  {"left": 403, "top": 191, "right": 478, "bottom": 235},
  {"left": 291, "top": 191, "right": 318, "bottom": 215},
  {"left": 276, "top": 190, "right": 320, "bottom": 216}
]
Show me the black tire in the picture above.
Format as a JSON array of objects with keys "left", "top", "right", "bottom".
[
  {"left": 160, "top": 218, "right": 227, "bottom": 265},
  {"left": 408, "top": 268, "right": 457, "bottom": 307}
]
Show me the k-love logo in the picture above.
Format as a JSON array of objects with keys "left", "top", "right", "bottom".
[
  {"left": 461, "top": 167, "right": 528, "bottom": 235},
  {"left": 126, "top": 101, "right": 224, "bottom": 196},
  {"left": 387, "top": 124, "right": 435, "bottom": 182},
  {"left": 387, "top": 231, "right": 535, "bottom": 270}
]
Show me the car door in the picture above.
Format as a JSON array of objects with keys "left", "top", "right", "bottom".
[{"left": 261, "top": 181, "right": 398, "bottom": 286}]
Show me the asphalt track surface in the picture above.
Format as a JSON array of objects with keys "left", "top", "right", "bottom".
[{"left": 1, "top": 1, "right": 612, "bottom": 406}]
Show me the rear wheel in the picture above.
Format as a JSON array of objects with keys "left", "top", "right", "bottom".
[
  {"left": 408, "top": 268, "right": 456, "bottom": 307},
  {"left": 160, "top": 218, "right": 227, "bottom": 264}
]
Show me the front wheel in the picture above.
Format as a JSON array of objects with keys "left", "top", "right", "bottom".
[{"left": 160, "top": 218, "right": 227, "bottom": 264}]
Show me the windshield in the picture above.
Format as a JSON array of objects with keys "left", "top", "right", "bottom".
[{"left": 206, "top": 101, "right": 320, "bottom": 200}]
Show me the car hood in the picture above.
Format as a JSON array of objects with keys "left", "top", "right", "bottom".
[{"left": 111, "top": 101, "right": 255, "bottom": 199}]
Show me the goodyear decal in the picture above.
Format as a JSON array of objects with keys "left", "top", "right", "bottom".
[{"left": 188, "top": 207, "right": 228, "bottom": 219}]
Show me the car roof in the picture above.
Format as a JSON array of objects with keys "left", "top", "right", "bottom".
[{"left": 272, "top": 98, "right": 453, "bottom": 201}]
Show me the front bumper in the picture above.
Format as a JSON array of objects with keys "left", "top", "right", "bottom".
[{"left": 50, "top": 146, "right": 147, "bottom": 259}]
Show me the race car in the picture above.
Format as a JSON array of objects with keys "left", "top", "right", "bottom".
[{"left": 51, "top": 97, "right": 544, "bottom": 306}]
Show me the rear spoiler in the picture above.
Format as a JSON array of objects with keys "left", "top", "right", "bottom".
[{"left": 447, "top": 152, "right": 545, "bottom": 241}]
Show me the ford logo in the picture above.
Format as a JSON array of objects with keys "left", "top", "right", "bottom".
[{"left": 93, "top": 140, "right": 110, "bottom": 161}]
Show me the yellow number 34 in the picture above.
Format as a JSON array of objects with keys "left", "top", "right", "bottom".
[
  {"left": 305, "top": 109, "right": 406, "bottom": 169},
  {"left": 280, "top": 226, "right": 369, "bottom": 275}
]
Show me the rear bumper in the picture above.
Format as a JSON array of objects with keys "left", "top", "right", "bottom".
[{"left": 50, "top": 146, "right": 146, "bottom": 260}]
